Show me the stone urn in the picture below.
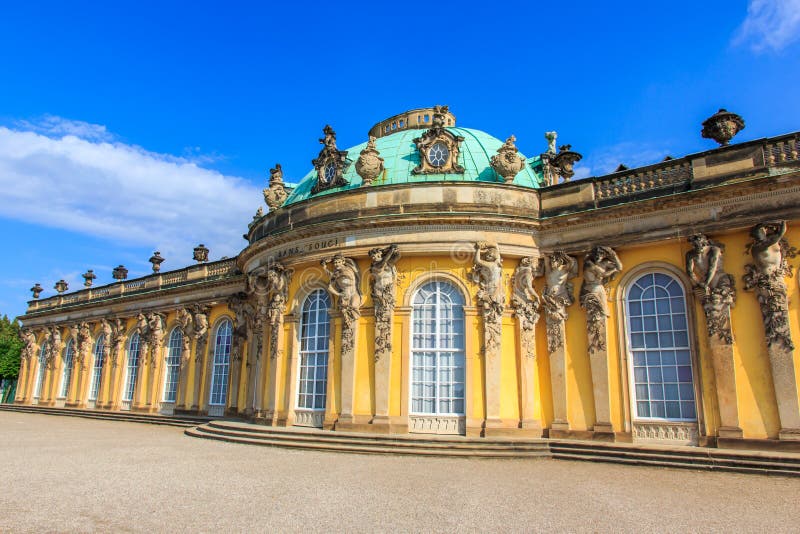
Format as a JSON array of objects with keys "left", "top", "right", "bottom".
[
  {"left": 54, "top": 279, "right": 69, "bottom": 293},
  {"left": 491, "top": 135, "right": 525, "bottom": 183},
  {"left": 355, "top": 136, "right": 384, "bottom": 186},
  {"left": 82, "top": 270, "right": 96, "bottom": 287},
  {"left": 112, "top": 265, "right": 128, "bottom": 280},
  {"left": 30, "top": 283, "right": 43, "bottom": 299},
  {"left": 552, "top": 144, "right": 583, "bottom": 182},
  {"left": 149, "top": 251, "right": 165, "bottom": 273},
  {"left": 193, "top": 244, "right": 209, "bottom": 263},
  {"left": 701, "top": 109, "right": 745, "bottom": 146}
]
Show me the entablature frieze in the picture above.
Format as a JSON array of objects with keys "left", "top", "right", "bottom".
[
  {"left": 240, "top": 226, "right": 542, "bottom": 274},
  {"left": 535, "top": 176, "right": 800, "bottom": 252}
]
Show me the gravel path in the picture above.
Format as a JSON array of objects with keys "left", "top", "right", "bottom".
[{"left": 1, "top": 412, "right": 798, "bottom": 533}]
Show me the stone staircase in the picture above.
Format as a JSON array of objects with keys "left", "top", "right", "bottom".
[
  {"left": 5, "top": 406, "right": 800, "bottom": 476},
  {"left": 0, "top": 403, "right": 211, "bottom": 428},
  {"left": 549, "top": 440, "right": 800, "bottom": 477},
  {"left": 185, "top": 420, "right": 552, "bottom": 458},
  {"left": 186, "top": 420, "right": 800, "bottom": 476}
]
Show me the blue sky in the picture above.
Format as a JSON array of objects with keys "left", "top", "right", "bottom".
[{"left": 1, "top": 1, "right": 799, "bottom": 320}]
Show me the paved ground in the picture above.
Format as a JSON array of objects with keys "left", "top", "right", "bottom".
[{"left": 1, "top": 412, "right": 798, "bottom": 533}]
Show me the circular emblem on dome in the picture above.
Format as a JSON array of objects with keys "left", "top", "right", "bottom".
[
  {"left": 427, "top": 142, "right": 450, "bottom": 168},
  {"left": 323, "top": 163, "right": 337, "bottom": 183}
]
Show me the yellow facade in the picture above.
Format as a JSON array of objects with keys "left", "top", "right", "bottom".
[{"left": 15, "top": 107, "right": 800, "bottom": 452}]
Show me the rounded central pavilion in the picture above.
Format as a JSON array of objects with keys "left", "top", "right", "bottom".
[{"left": 243, "top": 105, "right": 548, "bottom": 435}]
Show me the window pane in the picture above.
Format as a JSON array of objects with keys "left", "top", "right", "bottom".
[
  {"left": 411, "top": 281, "right": 466, "bottom": 417},
  {"left": 626, "top": 272, "right": 696, "bottom": 422}
]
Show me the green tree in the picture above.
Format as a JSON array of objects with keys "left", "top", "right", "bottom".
[{"left": 0, "top": 314, "right": 23, "bottom": 379}]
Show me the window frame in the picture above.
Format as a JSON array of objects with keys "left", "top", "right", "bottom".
[
  {"left": 122, "top": 332, "right": 141, "bottom": 403},
  {"left": 295, "top": 289, "right": 331, "bottom": 412},
  {"left": 623, "top": 269, "right": 699, "bottom": 423},
  {"left": 88, "top": 334, "right": 105, "bottom": 401},
  {"left": 162, "top": 328, "right": 182, "bottom": 403},
  {"left": 59, "top": 338, "right": 74, "bottom": 399},
  {"left": 409, "top": 279, "right": 467, "bottom": 417},
  {"left": 208, "top": 319, "right": 233, "bottom": 407},
  {"left": 33, "top": 342, "right": 48, "bottom": 399}
]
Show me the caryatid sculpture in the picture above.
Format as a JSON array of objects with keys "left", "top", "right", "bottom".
[
  {"left": 743, "top": 220, "right": 796, "bottom": 350},
  {"left": 369, "top": 244, "right": 400, "bottom": 360},
  {"left": 511, "top": 257, "right": 543, "bottom": 359},
  {"left": 176, "top": 307, "right": 195, "bottom": 355},
  {"left": 21, "top": 329, "right": 37, "bottom": 362},
  {"left": 228, "top": 293, "right": 254, "bottom": 364},
  {"left": 580, "top": 246, "right": 623, "bottom": 352},
  {"left": 542, "top": 251, "right": 578, "bottom": 353},
  {"left": 146, "top": 312, "right": 165, "bottom": 365},
  {"left": 266, "top": 263, "right": 293, "bottom": 359},
  {"left": 321, "top": 254, "right": 362, "bottom": 355},
  {"left": 686, "top": 234, "right": 736, "bottom": 343},
  {"left": 743, "top": 221, "right": 800, "bottom": 439},
  {"left": 470, "top": 242, "right": 505, "bottom": 353},
  {"left": 47, "top": 326, "right": 62, "bottom": 368},
  {"left": 77, "top": 322, "right": 92, "bottom": 368},
  {"left": 100, "top": 319, "right": 113, "bottom": 361}
]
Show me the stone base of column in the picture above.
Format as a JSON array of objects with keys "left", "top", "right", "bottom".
[
  {"left": 466, "top": 418, "right": 484, "bottom": 437},
  {"left": 335, "top": 413, "right": 356, "bottom": 425},
  {"left": 591, "top": 423, "right": 616, "bottom": 442},
  {"left": 718, "top": 426, "right": 744, "bottom": 439},
  {"left": 548, "top": 419, "right": 571, "bottom": 438},
  {"left": 779, "top": 428, "right": 800, "bottom": 441},
  {"left": 591, "top": 421, "right": 616, "bottom": 441},
  {"left": 592, "top": 421, "right": 613, "bottom": 433},
  {"left": 335, "top": 414, "right": 385, "bottom": 433},
  {"left": 482, "top": 418, "right": 528, "bottom": 438},
  {"left": 369, "top": 414, "right": 391, "bottom": 433},
  {"left": 519, "top": 418, "right": 544, "bottom": 433}
]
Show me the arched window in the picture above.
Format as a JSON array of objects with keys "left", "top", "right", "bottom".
[
  {"left": 626, "top": 272, "right": 696, "bottom": 421},
  {"left": 163, "top": 329, "right": 182, "bottom": 403},
  {"left": 296, "top": 290, "right": 331, "bottom": 413},
  {"left": 33, "top": 342, "right": 48, "bottom": 399},
  {"left": 411, "top": 280, "right": 466, "bottom": 416},
  {"left": 88, "top": 334, "right": 105, "bottom": 401},
  {"left": 59, "top": 339, "right": 74, "bottom": 398},
  {"left": 209, "top": 319, "right": 233, "bottom": 407},
  {"left": 123, "top": 332, "right": 141, "bottom": 403}
]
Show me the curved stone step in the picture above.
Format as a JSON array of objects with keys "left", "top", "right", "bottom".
[
  {"left": 193, "top": 424, "right": 550, "bottom": 453},
  {"left": 0, "top": 404, "right": 210, "bottom": 427},
  {"left": 184, "top": 427, "right": 551, "bottom": 458}
]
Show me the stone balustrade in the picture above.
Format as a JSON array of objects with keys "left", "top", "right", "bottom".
[
  {"left": 27, "top": 258, "right": 238, "bottom": 313},
  {"left": 593, "top": 161, "right": 692, "bottom": 201}
]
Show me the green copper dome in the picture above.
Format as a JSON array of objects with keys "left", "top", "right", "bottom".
[{"left": 283, "top": 127, "right": 544, "bottom": 206}]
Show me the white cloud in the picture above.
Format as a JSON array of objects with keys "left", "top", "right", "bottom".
[
  {"left": 734, "top": 0, "right": 800, "bottom": 52},
  {"left": 0, "top": 118, "right": 262, "bottom": 260},
  {"left": 15, "top": 115, "right": 114, "bottom": 142}
]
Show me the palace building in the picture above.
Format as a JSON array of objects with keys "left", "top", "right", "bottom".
[{"left": 14, "top": 106, "right": 800, "bottom": 450}]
